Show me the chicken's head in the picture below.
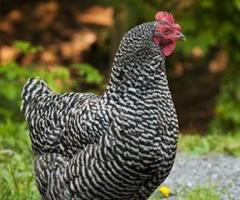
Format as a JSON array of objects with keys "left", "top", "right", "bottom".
[{"left": 153, "top": 11, "right": 186, "bottom": 56}]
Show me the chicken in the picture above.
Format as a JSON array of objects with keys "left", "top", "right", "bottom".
[{"left": 21, "top": 11, "right": 185, "bottom": 200}]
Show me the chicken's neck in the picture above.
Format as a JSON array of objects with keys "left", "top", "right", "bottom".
[{"left": 103, "top": 51, "right": 168, "bottom": 102}]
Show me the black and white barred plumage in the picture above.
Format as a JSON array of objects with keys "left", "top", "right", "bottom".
[{"left": 21, "top": 21, "right": 179, "bottom": 200}]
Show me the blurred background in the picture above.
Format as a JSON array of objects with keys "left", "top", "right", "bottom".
[{"left": 0, "top": 0, "right": 240, "bottom": 199}]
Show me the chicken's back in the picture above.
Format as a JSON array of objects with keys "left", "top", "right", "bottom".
[{"left": 21, "top": 78, "right": 99, "bottom": 156}]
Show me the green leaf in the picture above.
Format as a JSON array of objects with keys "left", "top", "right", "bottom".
[
  {"left": 72, "top": 63, "right": 103, "bottom": 85},
  {"left": 234, "top": 0, "right": 240, "bottom": 10},
  {"left": 13, "top": 40, "right": 42, "bottom": 54}
]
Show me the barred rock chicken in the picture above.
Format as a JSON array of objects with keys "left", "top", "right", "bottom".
[{"left": 21, "top": 11, "right": 185, "bottom": 200}]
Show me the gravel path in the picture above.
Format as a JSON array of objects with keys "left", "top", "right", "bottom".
[{"left": 162, "top": 153, "right": 240, "bottom": 200}]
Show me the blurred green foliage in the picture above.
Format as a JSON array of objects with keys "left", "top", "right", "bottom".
[
  {"left": 0, "top": 40, "right": 104, "bottom": 121},
  {"left": 0, "top": 61, "right": 70, "bottom": 120},
  {"left": 14, "top": 40, "right": 42, "bottom": 54},
  {"left": 212, "top": 68, "right": 240, "bottom": 132},
  {"left": 0, "top": 120, "right": 39, "bottom": 200},
  {"left": 72, "top": 63, "right": 103, "bottom": 85},
  {"left": 178, "top": 133, "right": 240, "bottom": 156}
]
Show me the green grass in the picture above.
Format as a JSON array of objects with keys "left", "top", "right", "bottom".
[
  {"left": 149, "top": 186, "right": 221, "bottom": 200},
  {"left": 0, "top": 120, "right": 239, "bottom": 199},
  {"left": 178, "top": 132, "right": 240, "bottom": 156},
  {"left": 0, "top": 120, "right": 39, "bottom": 200},
  {"left": 182, "top": 186, "right": 220, "bottom": 200}
]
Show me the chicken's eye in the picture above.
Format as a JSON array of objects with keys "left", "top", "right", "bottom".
[{"left": 163, "top": 28, "right": 171, "bottom": 35}]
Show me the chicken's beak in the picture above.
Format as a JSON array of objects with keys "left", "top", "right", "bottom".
[{"left": 177, "top": 33, "right": 187, "bottom": 41}]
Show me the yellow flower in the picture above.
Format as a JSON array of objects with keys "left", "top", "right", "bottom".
[{"left": 159, "top": 185, "right": 171, "bottom": 198}]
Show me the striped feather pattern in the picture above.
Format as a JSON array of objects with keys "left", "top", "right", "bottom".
[{"left": 22, "top": 22, "right": 179, "bottom": 199}]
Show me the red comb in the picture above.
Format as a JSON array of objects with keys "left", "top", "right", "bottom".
[{"left": 155, "top": 11, "right": 175, "bottom": 24}]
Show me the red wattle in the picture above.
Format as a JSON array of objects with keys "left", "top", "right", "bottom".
[{"left": 162, "top": 41, "right": 176, "bottom": 56}]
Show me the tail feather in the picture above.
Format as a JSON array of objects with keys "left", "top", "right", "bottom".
[{"left": 21, "top": 78, "right": 52, "bottom": 116}]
